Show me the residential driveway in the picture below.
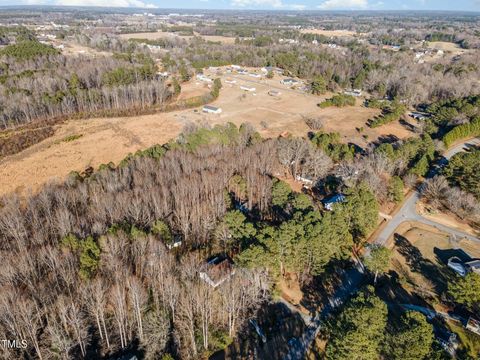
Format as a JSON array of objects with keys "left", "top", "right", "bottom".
[{"left": 282, "top": 138, "right": 480, "bottom": 360}]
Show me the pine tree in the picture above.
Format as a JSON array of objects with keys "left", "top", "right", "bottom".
[{"left": 326, "top": 288, "right": 388, "bottom": 360}]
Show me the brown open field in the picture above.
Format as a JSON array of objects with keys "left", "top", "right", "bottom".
[
  {"left": 0, "top": 112, "right": 183, "bottom": 196},
  {"left": 299, "top": 29, "right": 362, "bottom": 37},
  {"left": 0, "top": 67, "right": 414, "bottom": 197},
  {"left": 427, "top": 41, "right": 466, "bottom": 53},
  {"left": 201, "top": 67, "right": 411, "bottom": 144},
  {"left": 119, "top": 31, "right": 237, "bottom": 44}
]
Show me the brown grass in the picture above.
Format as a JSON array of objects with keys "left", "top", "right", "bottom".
[
  {"left": 119, "top": 31, "right": 237, "bottom": 44},
  {"left": 299, "top": 29, "right": 362, "bottom": 37},
  {"left": 0, "top": 68, "right": 415, "bottom": 197}
]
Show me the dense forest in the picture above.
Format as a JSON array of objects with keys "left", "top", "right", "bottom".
[
  {"left": 1, "top": 117, "right": 478, "bottom": 358},
  {"left": 1, "top": 9, "right": 480, "bottom": 359},
  {"left": 0, "top": 33, "right": 170, "bottom": 130}
]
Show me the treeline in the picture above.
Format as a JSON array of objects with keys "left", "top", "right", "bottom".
[
  {"left": 167, "top": 37, "right": 480, "bottom": 105},
  {"left": 369, "top": 102, "right": 406, "bottom": 128},
  {"left": 318, "top": 94, "right": 356, "bottom": 108},
  {"left": 237, "top": 181, "right": 378, "bottom": 281},
  {"left": 374, "top": 134, "right": 435, "bottom": 178},
  {"left": 443, "top": 149, "right": 480, "bottom": 199},
  {"left": 443, "top": 117, "right": 480, "bottom": 147},
  {"left": 0, "top": 40, "right": 59, "bottom": 60},
  {"left": 0, "top": 45, "right": 170, "bottom": 129}
]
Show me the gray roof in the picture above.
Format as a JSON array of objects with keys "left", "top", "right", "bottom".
[{"left": 203, "top": 105, "right": 220, "bottom": 111}]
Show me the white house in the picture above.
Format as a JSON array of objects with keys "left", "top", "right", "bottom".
[
  {"left": 196, "top": 74, "right": 213, "bottom": 83},
  {"left": 281, "top": 78, "right": 299, "bottom": 86},
  {"left": 240, "top": 86, "right": 256, "bottom": 92},
  {"left": 202, "top": 105, "right": 222, "bottom": 114},
  {"left": 344, "top": 89, "right": 362, "bottom": 97}
]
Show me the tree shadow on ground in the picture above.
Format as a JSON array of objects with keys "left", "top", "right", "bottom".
[
  {"left": 434, "top": 247, "right": 473, "bottom": 265},
  {"left": 299, "top": 259, "right": 353, "bottom": 316},
  {"left": 211, "top": 302, "right": 305, "bottom": 360},
  {"left": 394, "top": 233, "right": 452, "bottom": 295}
]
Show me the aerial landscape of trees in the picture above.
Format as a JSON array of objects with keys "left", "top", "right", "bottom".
[{"left": 0, "top": 8, "right": 480, "bottom": 360}]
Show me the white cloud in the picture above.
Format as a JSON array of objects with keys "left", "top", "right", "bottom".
[
  {"left": 54, "top": 0, "right": 158, "bottom": 8},
  {"left": 231, "top": 0, "right": 284, "bottom": 7},
  {"left": 290, "top": 3, "right": 307, "bottom": 9},
  {"left": 230, "top": 0, "right": 306, "bottom": 9},
  {"left": 317, "top": 0, "right": 368, "bottom": 10}
]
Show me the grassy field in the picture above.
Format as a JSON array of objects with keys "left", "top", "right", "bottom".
[
  {"left": 119, "top": 31, "right": 237, "bottom": 44},
  {"left": 0, "top": 67, "right": 414, "bottom": 197}
]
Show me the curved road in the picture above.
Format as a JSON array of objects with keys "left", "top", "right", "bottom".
[
  {"left": 284, "top": 138, "right": 480, "bottom": 360},
  {"left": 375, "top": 137, "right": 480, "bottom": 246}
]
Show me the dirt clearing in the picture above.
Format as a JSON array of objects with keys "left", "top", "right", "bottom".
[
  {"left": 119, "top": 31, "right": 237, "bottom": 44},
  {"left": 299, "top": 29, "right": 361, "bottom": 37},
  {"left": 1, "top": 67, "right": 414, "bottom": 197}
]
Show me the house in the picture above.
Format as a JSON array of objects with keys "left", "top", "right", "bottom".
[
  {"left": 323, "top": 194, "right": 346, "bottom": 211},
  {"left": 268, "top": 89, "right": 281, "bottom": 97},
  {"left": 261, "top": 66, "right": 282, "bottom": 74},
  {"left": 202, "top": 105, "right": 222, "bottom": 114},
  {"left": 465, "top": 259, "right": 480, "bottom": 274},
  {"left": 196, "top": 74, "right": 213, "bottom": 83},
  {"left": 408, "top": 112, "right": 429, "bottom": 121},
  {"left": 281, "top": 78, "right": 299, "bottom": 86},
  {"left": 466, "top": 317, "right": 480, "bottom": 335},
  {"left": 156, "top": 71, "right": 169, "bottom": 78},
  {"left": 166, "top": 237, "right": 182, "bottom": 250},
  {"left": 447, "top": 257, "right": 467, "bottom": 276},
  {"left": 295, "top": 175, "right": 314, "bottom": 186},
  {"left": 240, "top": 86, "right": 256, "bottom": 92},
  {"left": 436, "top": 330, "right": 459, "bottom": 356},
  {"left": 344, "top": 89, "right": 362, "bottom": 97},
  {"left": 447, "top": 257, "right": 480, "bottom": 276},
  {"left": 199, "top": 256, "right": 235, "bottom": 288}
]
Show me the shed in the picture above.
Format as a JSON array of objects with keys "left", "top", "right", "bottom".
[
  {"left": 202, "top": 105, "right": 222, "bottom": 114},
  {"left": 465, "top": 259, "right": 480, "bottom": 274},
  {"left": 466, "top": 317, "right": 480, "bottom": 335},
  {"left": 268, "top": 89, "right": 281, "bottom": 97},
  {"left": 447, "top": 257, "right": 467, "bottom": 277}
]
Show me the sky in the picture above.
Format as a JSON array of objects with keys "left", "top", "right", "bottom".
[{"left": 2, "top": 0, "right": 479, "bottom": 12}]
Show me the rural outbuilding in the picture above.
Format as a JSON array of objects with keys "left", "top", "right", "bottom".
[{"left": 202, "top": 105, "right": 222, "bottom": 114}]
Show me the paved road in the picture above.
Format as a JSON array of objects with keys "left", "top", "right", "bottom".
[
  {"left": 284, "top": 263, "right": 365, "bottom": 360},
  {"left": 283, "top": 138, "right": 480, "bottom": 360},
  {"left": 375, "top": 137, "right": 480, "bottom": 246}
]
